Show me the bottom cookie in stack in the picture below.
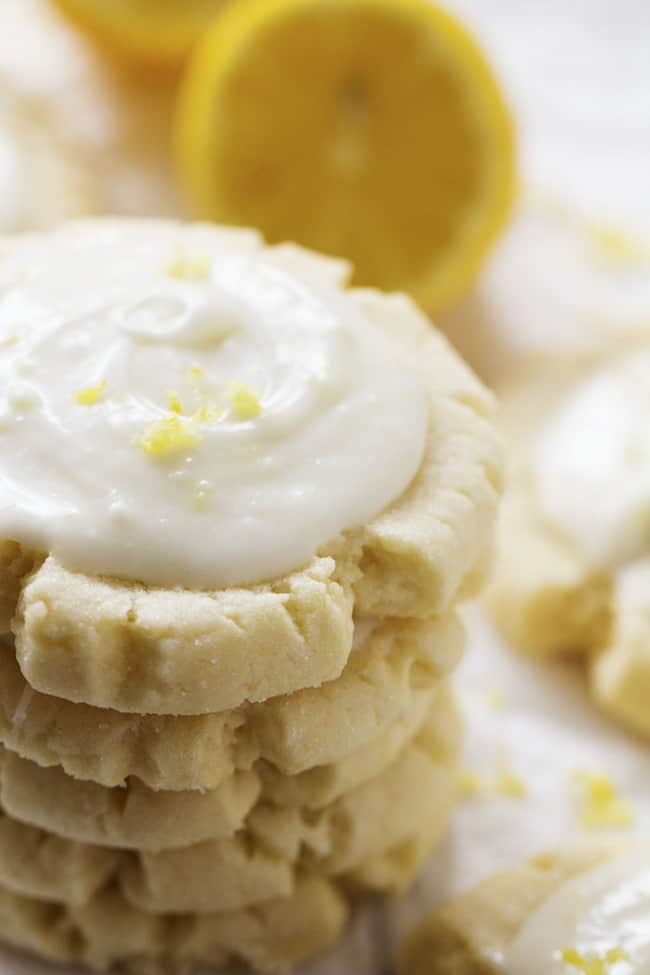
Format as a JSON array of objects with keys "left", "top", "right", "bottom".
[{"left": 0, "top": 686, "right": 461, "bottom": 971}]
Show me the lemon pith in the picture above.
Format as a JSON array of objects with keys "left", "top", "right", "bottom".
[{"left": 176, "top": 0, "right": 515, "bottom": 311}]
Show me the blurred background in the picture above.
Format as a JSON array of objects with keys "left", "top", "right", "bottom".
[{"left": 0, "top": 0, "right": 648, "bottom": 385}]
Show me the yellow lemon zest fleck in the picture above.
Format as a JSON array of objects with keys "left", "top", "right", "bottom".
[
  {"left": 494, "top": 764, "right": 527, "bottom": 798},
  {"left": 573, "top": 770, "right": 635, "bottom": 830},
  {"left": 229, "top": 382, "right": 262, "bottom": 420},
  {"left": 165, "top": 251, "right": 212, "bottom": 281},
  {"left": 193, "top": 489, "right": 210, "bottom": 512},
  {"left": 166, "top": 391, "right": 185, "bottom": 415},
  {"left": 192, "top": 404, "right": 223, "bottom": 424},
  {"left": 484, "top": 687, "right": 506, "bottom": 710},
  {"left": 583, "top": 222, "right": 648, "bottom": 268},
  {"left": 138, "top": 416, "right": 199, "bottom": 459},
  {"left": 561, "top": 946, "right": 630, "bottom": 974},
  {"left": 457, "top": 759, "right": 526, "bottom": 800},
  {"left": 457, "top": 771, "right": 483, "bottom": 797},
  {"left": 190, "top": 367, "right": 204, "bottom": 381},
  {"left": 76, "top": 381, "right": 107, "bottom": 406}
]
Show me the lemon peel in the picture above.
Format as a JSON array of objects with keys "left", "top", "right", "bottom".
[
  {"left": 483, "top": 687, "right": 506, "bottom": 710},
  {"left": 229, "top": 382, "right": 262, "bottom": 419},
  {"left": 166, "top": 391, "right": 185, "bottom": 414},
  {"left": 583, "top": 222, "right": 649, "bottom": 269},
  {"left": 457, "top": 758, "right": 526, "bottom": 799},
  {"left": 561, "top": 946, "right": 630, "bottom": 975},
  {"left": 75, "top": 381, "right": 106, "bottom": 406},
  {"left": 165, "top": 251, "right": 212, "bottom": 281},
  {"left": 138, "top": 416, "right": 200, "bottom": 459},
  {"left": 572, "top": 770, "right": 635, "bottom": 830}
]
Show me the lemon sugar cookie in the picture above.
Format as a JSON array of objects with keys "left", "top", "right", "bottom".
[
  {"left": 0, "top": 875, "right": 347, "bottom": 973},
  {"left": 0, "top": 221, "right": 500, "bottom": 717},
  {"left": 0, "top": 613, "right": 461, "bottom": 791},
  {"left": 486, "top": 340, "right": 650, "bottom": 740},
  {"left": 0, "top": 218, "right": 501, "bottom": 971},
  {"left": 398, "top": 843, "right": 648, "bottom": 975}
]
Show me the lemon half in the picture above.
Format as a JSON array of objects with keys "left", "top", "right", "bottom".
[
  {"left": 51, "top": 0, "right": 227, "bottom": 68},
  {"left": 176, "top": 0, "right": 515, "bottom": 311}
]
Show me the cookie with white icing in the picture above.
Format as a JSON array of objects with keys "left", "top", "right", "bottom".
[
  {"left": 486, "top": 338, "right": 650, "bottom": 738},
  {"left": 399, "top": 843, "right": 648, "bottom": 975},
  {"left": 0, "top": 220, "right": 501, "bottom": 714}
]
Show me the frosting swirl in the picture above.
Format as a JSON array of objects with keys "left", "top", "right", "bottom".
[{"left": 0, "top": 221, "right": 428, "bottom": 588}]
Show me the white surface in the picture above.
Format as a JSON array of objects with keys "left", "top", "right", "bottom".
[{"left": 0, "top": 0, "right": 649, "bottom": 972}]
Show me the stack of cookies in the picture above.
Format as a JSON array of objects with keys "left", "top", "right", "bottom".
[{"left": 0, "top": 221, "right": 502, "bottom": 972}]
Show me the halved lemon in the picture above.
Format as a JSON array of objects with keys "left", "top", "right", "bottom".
[
  {"left": 50, "top": 0, "right": 227, "bottom": 68},
  {"left": 176, "top": 0, "right": 515, "bottom": 312}
]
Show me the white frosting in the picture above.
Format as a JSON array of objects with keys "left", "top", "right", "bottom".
[
  {"left": 0, "top": 221, "right": 428, "bottom": 589},
  {"left": 535, "top": 350, "right": 650, "bottom": 567},
  {"left": 503, "top": 850, "right": 650, "bottom": 974}
]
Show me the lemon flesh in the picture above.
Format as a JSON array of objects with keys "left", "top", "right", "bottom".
[{"left": 176, "top": 0, "right": 515, "bottom": 311}]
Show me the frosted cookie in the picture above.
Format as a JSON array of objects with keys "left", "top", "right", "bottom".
[
  {"left": 0, "top": 84, "right": 95, "bottom": 233},
  {"left": 0, "top": 746, "right": 259, "bottom": 851},
  {"left": 0, "top": 874, "right": 347, "bottom": 973},
  {"left": 398, "top": 842, "right": 648, "bottom": 975},
  {"left": 486, "top": 341, "right": 650, "bottom": 738},
  {"left": 0, "top": 613, "right": 461, "bottom": 791},
  {"left": 0, "top": 219, "right": 501, "bottom": 713}
]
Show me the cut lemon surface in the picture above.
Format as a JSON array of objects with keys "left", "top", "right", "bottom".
[
  {"left": 176, "top": 0, "right": 515, "bottom": 312},
  {"left": 51, "top": 0, "right": 227, "bottom": 68}
]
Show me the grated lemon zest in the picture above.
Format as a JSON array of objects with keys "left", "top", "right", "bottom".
[
  {"left": 138, "top": 416, "right": 200, "bottom": 459},
  {"left": 76, "top": 381, "right": 107, "bottom": 406},
  {"left": 582, "top": 222, "right": 648, "bottom": 269},
  {"left": 193, "top": 489, "right": 210, "bottom": 512},
  {"left": 573, "top": 770, "right": 635, "bottom": 830},
  {"left": 457, "top": 761, "right": 526, "bottom": 799},
  {"left": 457, "top": 771, "right": 482, "bottom": 796},
  {"left": 192, "top": 404, "right": 223, "bottom": 424},
  {"left": 165, "top": 251, "right": 212, "bottom": 281},
  {"left": 561, "top": 946, "right": 630, "bottom": 974},
  {"left": 494, "top": 765, "right": 527, "bottom": 798},
  {"left": 229, "top": 382, "right": 262, "bottom": 419},
  {"left": 166, "top": 391, "right": 185, "bottom": 415},
  {"left": 484, "top": 687, "right": 506, "bottom": 710}
]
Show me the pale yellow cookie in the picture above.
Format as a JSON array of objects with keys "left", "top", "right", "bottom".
[
  {"left": 121, "top": 706, "right": 459, "bottom": 914},
  {"left": 0, "top": 810, "right": 119, "bottom": 907},
  {"left": 485, "top": 340, "right": 650, "bottom": 741},
  {"left": 398, "top": 843, "right": 630, "bottom": 975},
  {"left": 0, "top": 698, "right": 458, "bottom": 916},
  {"left": 0, "top": 223, "right": 501, "bottom": 716},
  {"left": 0, "top": 613, "right": 461, "bottom": 791},
  {"left": 0, "top": 746, "right": 260, "bottom": 851},
  {"left": 0, "top": 874, "right": 347, "bottom": 973},
  {"left": 485, "top": 355, "right": 614, "bottom": 658}
]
